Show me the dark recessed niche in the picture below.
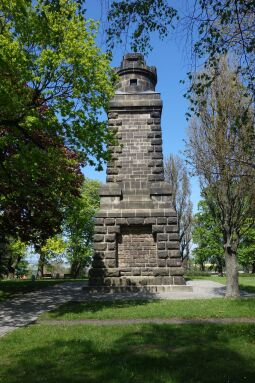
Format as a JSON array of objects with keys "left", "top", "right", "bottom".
[{"left": 130, "top": 79, "right": 137, "bottom": 85}]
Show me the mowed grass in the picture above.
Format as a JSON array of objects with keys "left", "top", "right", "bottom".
[
  {"left": 0, "top": 279, "right": 85, "bottom": 302},
  {"left": 0, "top": 323, "right": 255, "bottom": 383},
  {"left": 40, "top": 298, "right": 255, "bottom": 320},
  {"left": 186, "top": 274, "right": 255, "bottom": 294}
]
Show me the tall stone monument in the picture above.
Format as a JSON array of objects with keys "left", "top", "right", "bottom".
[{"left": 89, "top": 53, "right": 190, "bottom": 292}]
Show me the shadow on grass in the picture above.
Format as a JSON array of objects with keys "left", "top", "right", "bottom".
[
  {"left": 240, "top": 285, "right": 255, "bottom": 294},
  {"left": 45, "top": 299, "right": 155, "bottom": 318},
  {"left": 1, "top": 324, "right": 255, "bottom": 383}
]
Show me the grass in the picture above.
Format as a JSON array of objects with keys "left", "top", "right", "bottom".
[
  {"left": 0, "top": 323, "right": 255, "bottom": 383},
  {"left": 0, "top": 279, "right": 86, "bottom": 302},
  {"left": 40, "top": 298, "right": 255, "bottom": 321},
  {"left": 185, "top": 274, "right": 255, "bottom": 294}
]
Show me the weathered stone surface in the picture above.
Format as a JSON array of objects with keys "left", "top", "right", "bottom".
[
  {"left": 89, "top": 53, "right": 185, "bottom": 288},
  {"left": 93, "top": 243, "right": 107, "bottom": 251}
]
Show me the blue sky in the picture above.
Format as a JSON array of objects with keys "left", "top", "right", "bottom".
[{"left": 84, "top": 1, "right": 201, "bottom": 212}]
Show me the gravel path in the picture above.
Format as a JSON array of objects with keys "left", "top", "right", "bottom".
[{"left": 0, "top": 280, "right": 254, "bottom": 337}]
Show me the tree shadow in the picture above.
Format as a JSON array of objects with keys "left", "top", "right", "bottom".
[
  {"left": 1, "top": 323, "right": 255, "bottom": 383},
  {"left": 43, "top": 298, "right": 156, "bottom": 318}
]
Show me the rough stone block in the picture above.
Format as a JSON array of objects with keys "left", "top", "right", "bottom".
[
  {"left": 105, "top": 260, "right": 116, "bottom": 268},
  {"left": 93, "top": 234, "right": 104, "bottom": 242},
  {"left": 116, "top": 218, "right": 128, "bottom": 225},
  {"left": 167, "top": 259, "right": 182, "bottom": 267},
  {"left": 93, "top": 243, "right": 107, "bottom": 251},
  {"left": 108, "top": 226, "right": 121, "bottom": 234},
  {"left": 144, "top": 217, "right": 157, "bottom": 224},
  {"left": 127, "top": 217, "right": 144, "bottom": 225},
  {"left": 170, "top": 267, "right": 185, "bottom": 276},
  {"left": 107, "top": 242, "right": 116, "bottom": 251},
  {"left": 157, "top": 217, "right": 167, "bottom": 224},
  {"left": 168, "top": 250, "right": 181, "bottom": 258},
  {"left": 167, "top": 217, "right": 177, "bottom": 224},
  {"left": 94, "top": 218, "right": 104, "bottom": 225},
  {"left": 94, "top": 226, "right": 107, "bottom": 234},
  {"left": 157, "top": 242, "right": 166, "bottom": 250},
  {"left": 105, "top": 269, "right": 120, "bottom": 277},
  {"left": 153, "top": 268, "right": 169, "bottom": 276},
  {"left": 167, "top": 233, "right": 179, "bottom": 241},
  {"left": 173, "top": 276, "right": 185, "bottom": 285},
  {"left": 165, "top": 225, "right": 178, "bottom": 233},
  {"left": 105, "top": 234, "right": 116, "bottom": 242},
  {"left": 104, "top": 251, "right": 116, "bottom": 259},
  {"left": 157, "top": 233, "right": 168, "bottom": 241},
  {"left": 158, "top": 259, "right": 166, "bottom": 267},
  {"left": 152, "top": 225, "right": 164, "bottom": 233},
  {"left": 166, "top": 241, "right": 180, "bottom": 250},
  {"left": 132, "top": 268, "right": 141, "bottom": 276},
  {"left": 158, "top": 250, "right": 168, "bottom": 259},
  {"left": 105, "top": 218, "right": 116, "bottom": 225},
  {"left": 151, "top": 112, "right": 160, "bottom": 118},
  {"left": 161, "top": 276, "right": 174, "bottom": 284}
]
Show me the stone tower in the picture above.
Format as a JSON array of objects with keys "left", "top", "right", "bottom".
[{"left": 89, "top": 53, "right": 189, "bottom": 291}]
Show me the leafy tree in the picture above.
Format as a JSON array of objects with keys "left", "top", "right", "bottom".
[
  {"left": 0, "top": 237, "right": 28, "bottom": 278},
  {"left": 64, "top": 178, "right": 101, "bottom": 278},
  {"left": 0, "top": 1, "right": 115, "bottom": 253},
  {"left": 192, "top": 200, "right": 224, "bottom": 274},
  {"left": 0, "top": 0, "right": 115, "bottom": 164},
  {"left": 106, "top": 0, "right": 177, "bottom": 54},
  {"left": 164, "top": 154, "right": 193, "bottom": 264},
  {"left": 37, "top": 235, "right": 66, "bottom": 278},
  {"left": 106, "top": 1, "right": 255, "bottom": 128},
  {"left": 238, "top": 222, "right": 255, "bottom": 273},
  {"left": 186, "top": 59, "right": 255, "bottom": 297}
]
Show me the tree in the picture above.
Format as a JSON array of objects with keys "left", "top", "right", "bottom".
[
  {"left": 64, "top": 178, "right": 101, "bottom": 278},
  {"left": 192, "top": 199, "right": 224, "bottom": 274},
  {"left": 164, "top": 154, "right": 193, "bottom": 265},
  {"left": 186, "top": 59, "right": 255, "bottom": 297},
  {"left": 0, "top": 237, "right": 28, "bottom": 278},
  {"left": 36, "top": 236, "right": 66, "bottom": 278},
  {"left": 0, "top": 0, "right": 115, "bottom": 165},
  {"left": 106, "top": 1, "right": 255, "bottom": 132},
  {"left": 0, "top": 1, "right": 115, "bottom": 252},
  {"left": 238, "top": 221, "right": 255, "bottom": 273}
]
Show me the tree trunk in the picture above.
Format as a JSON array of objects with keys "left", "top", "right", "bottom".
[
  {"left": 0, "top": 235, "right": 10, "bottom": 278},
  {"left": 224, "top": 244, "right": 240, "bottom": 297},
  {"left": 71, "top": 260, "right": 81, "bottom": 278},
  {"left": 37, "top": 252, "right": 45, "bottom": 278},
  {"left": 251, "top": 261, "right": 255, "bottom": 274}
]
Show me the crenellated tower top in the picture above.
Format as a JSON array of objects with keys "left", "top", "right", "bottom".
[{"left": 116, "top": 53, "right": 157, "bottom": 93}]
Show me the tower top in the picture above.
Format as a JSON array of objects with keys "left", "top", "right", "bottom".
[{"left": 116, "top": 53, "right": 157, "bottom": 93}]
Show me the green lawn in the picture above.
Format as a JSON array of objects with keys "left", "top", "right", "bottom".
[
  {"left": 186, "top": 274, "right": 255, "bottom": 294},
  {"left": 0, "top": 279, "right": 85, "bottom": 302},
  {"left": 0, "top": 323, "right": 254, "bottom": 383},
  {"left": 40, "top": 298, "right": 255, "bottom": 321}
]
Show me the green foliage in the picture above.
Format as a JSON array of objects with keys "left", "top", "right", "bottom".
[
  {"left": 238, "top": 222, "right": 255, "bottom": 271},
  {"left": 0, "top": 1, "right": 115, "bottom": 247},
  {"left": 15, "top": 259, "right": 29, "bottom": 278},
  {"left": 107, "top": 0, "right": 177, "bottom": 54},
  {"left": 0, "top": 0, "right": 115, "bottom": 164},
  {"left": 64, "top": 177, "right": 101, "bottom": 277},
  {"left": 192, "top": 199, "right": 225, "bottom": 273}
]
